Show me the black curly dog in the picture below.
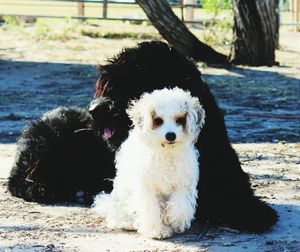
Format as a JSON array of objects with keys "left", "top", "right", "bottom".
[
  {"left": 8, "top": 41, "right": 277, "bottom": 232},
  {"left": 8, "top": 106, "right": 115, "bottom": 204}
]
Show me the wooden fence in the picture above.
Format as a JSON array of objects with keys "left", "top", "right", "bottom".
[
  {"left": 0, "top": 0, "right": 299, "bottom": 27},
  {"left": 0, "top": 0, "right": 203, "bottom": 24}
]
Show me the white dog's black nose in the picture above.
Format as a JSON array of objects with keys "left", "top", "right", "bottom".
[{"left": 165, "top": 132, "right": 176, "bottom": 142}]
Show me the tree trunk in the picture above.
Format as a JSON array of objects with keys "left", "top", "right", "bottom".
[
  {"left": 229, "top": 0, "right": 279, "bottom": 66},
  {"left": 136, "top": 0, "right": 229, "bottom": 65}
]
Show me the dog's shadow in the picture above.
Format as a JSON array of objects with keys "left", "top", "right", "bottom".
[{"left": 166, "top": 203, "right": 300, "bottom": 251}]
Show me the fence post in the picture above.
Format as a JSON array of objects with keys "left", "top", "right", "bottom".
[
  {"left": 103, "top": 0, "right": 108, "bottom": 19},
  {"left": 77, "top": 2, "right": 85, "bottom": 20},
  {"left": 294, "top": 0, "right": 300, "bottom": 30},
  {"left": 180, "top": 0, "right": 184, "bottom": 21},
  {"left": 184, "top": 0, "right": 195, "bottom": 27}
]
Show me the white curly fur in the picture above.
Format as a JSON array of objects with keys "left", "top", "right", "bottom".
[{"left": 93, "top": 87, "right": 205, "bottom": 239}]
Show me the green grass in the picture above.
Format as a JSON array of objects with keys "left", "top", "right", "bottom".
[
  {"left": 2, "top": 15, "right": 21, "bottom": 25},
  {"left": 34, "top": 18, "right": 79, "bottom": 41},
  {"left": 81, "top": 28, "right": 160, "bottom": 40}
]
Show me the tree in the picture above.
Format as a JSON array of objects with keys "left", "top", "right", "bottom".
[
  {"left": 229, "top": 0, "right": 279, "bottom": 66},
  {"left": 137, "top": 0, "right": 279, "bottom": 66},
  {"left": 136, "top": 0, "right": 229, "bottom": 65}
]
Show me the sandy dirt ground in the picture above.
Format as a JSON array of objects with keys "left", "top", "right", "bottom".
[{"left": 0, "top": 143, "right": 300, "bottom": 252}]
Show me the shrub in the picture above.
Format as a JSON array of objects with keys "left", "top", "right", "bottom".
[{"left": 3, "top": 16, "right": 21, "bottom": 25}]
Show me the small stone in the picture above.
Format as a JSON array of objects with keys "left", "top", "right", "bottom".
[
  {"left": 265, "top": 240, "right": 275, "bottom": 245},
  {"left": 223, "top": 242, "right": 234, "bottom": 247}
]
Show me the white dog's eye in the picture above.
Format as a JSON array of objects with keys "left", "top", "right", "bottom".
[
  {"left": 153, "top": 117, "right": 163, "bottom": 127},
  {"left": 175, "top": 114, "right": 187, "bottom": 126}
]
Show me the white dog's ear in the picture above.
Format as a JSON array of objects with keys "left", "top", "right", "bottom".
[
  {"left": 187, "top": 97, "right": 205, "bottom": 142},
  {"left": 126, "top": 96, "right": 146, "bottom": 128},
  {"left": 195, "top": 98, "right": 205, "bottom": 129}
]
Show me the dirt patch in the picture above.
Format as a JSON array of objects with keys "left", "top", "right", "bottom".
[{"left": 0, "top": 143, "right": 300, "bottom": 251}]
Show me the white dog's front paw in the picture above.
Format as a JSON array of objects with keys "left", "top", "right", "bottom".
[
  {"left": 165, "top": 196, "right": 195, "bottom": 233},
  {"left": 168, "top": 208, "right": 194, "bottom": 233},
  {"left": 139, "top": 225, "right": 173, "bottom": 239},
  {"left": 106, "top": 218, "right": 135, "bottom": 231},
  {"left": 170, "top": 219, "right": 191, "bottom": 234}
]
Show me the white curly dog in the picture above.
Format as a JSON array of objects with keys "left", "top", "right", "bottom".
[{"left": 93, "top": 87, "right": 205, "bottom": 239}]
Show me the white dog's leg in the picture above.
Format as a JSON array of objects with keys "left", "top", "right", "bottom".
[
  {"left": 137, "top": 188, "right": 173, "bottom": 239},
  {"left": 94, "top": 193, "right": 135, "bottom": 231},
  {"left": 106, "top": 207, "right": 136, "bottom": 231},
  {"left": 165, "top": 188, "right": 197, "bottom": 233}
]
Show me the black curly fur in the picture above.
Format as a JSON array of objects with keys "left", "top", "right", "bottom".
[
  {"left": 8, "top": 107, "right": 114, "bottom": 205},
  {"left": 95, "top": 41, "right": 278, "bottom": 232}
]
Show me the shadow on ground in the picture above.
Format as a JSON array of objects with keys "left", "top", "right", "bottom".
[
  {"left": 0, "top": 60, "right": 97, "bottom": 143},
  {"left": 0, "top": 60, "right": 299, "bottom": 143},
  {"left": 203, "top": 65, "right": 300, "bottom": 143},
  {"left": 167, "top": 204, "right": 300, "bottom": 252}
]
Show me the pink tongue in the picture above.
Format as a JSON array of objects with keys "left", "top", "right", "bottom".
[{"left": 103, "top": 128, "right": 114, "bottom": 139}]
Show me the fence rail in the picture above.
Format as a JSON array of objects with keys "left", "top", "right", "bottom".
[
  {"left": 1, "top": 13, "right": 148, "bottom": 22},
  {"left": 0, "top": 0, "right": 299, "bottom": 26},
  {"left": 0, "top": 0, "right": 205, "bottom": 24}
]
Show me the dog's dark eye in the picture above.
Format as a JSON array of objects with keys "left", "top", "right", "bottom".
[
  {"left": 176, "top": 117, "right": 186, "bottom": 126},
  {"left": 153, "top": 117, "right": 163, "bottom": 126}
]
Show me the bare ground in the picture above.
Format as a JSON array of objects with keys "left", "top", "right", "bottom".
[
  {"left": 0, "top": 143, "right": 300, "bottom": 252},
  {"left": 0, "top": 22, "right": 300, "bottom": 251}
]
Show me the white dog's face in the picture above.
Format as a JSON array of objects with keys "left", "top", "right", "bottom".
[{"left": 127, "top": 88, "right": 205, "bottom": 148}]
